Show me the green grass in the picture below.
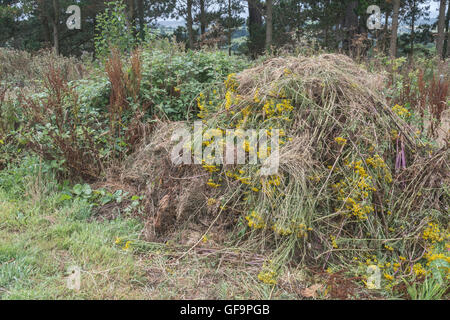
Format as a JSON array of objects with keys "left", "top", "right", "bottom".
[
  {"left": 0, "top": 157, "right": 306, "bottom": 300},
  {"left": 0, "top": 159, "right": 148, "bottom": 299},
  {"left": 0, "top": 181, "right": 302, "bottom": 299},
  {"left": 2, "top": 157, "right": 441, "bottom": 300},
  {"left": 0, "top": 198, "right": 147, "bottom": 299}
]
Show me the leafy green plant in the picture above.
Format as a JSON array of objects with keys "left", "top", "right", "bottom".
[
  {"left": 20, "top": 66, "right": 106, "bottom": 180},
  {"left": 140, "top": 45, "right": 250, "bottom": 120},
  {"left": 404, "top": 277, "right": 448, "bottom": 300},
  {"left": 95, "top": 0, "right": 137, "bottom": 59}
]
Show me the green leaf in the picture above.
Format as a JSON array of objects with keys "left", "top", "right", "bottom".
[
  {"left": 82, "top": 184, "right": 92, "bottom": 196},
  {"left": 58, "top": 193, "right": 72, "bottom": 202},
  {"left": 73, "top": 184, "right": 83, "bottom": 195}
]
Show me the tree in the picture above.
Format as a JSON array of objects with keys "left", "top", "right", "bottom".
[
  {"left": 247, "top": 0, "right": 264, "bottom": 57},
  {"left": 50, "top": 0, "right": 59, "bottom": 54},
  {"left": 228, "top": 0, "right": 232, "bottom": 54},
  {"left": 342, "top": 0, "right": 359, "bottom": 51},
  {"left": 401, "top": 0, "right": 430, "bottom": 57},
  {"left": 446, "top": 0, "right": 450, "bottom": 57},
  {"left": 390, "top": 0, "right": 401, "bottom": 57},
  {"left": 173, "top": 0, "right": 195, "bottom": 49},
  {"left": 265, "top": 0, "right": 273, "bottom": 50},
  {"left": 126, "top": 0, "right": 136, "bottom": 31},
  {"left": 215, "top": 0, "right": 244, "bottom": 54},
  {"left": 436, "top": 0, "right": 447, "bottom": 59},
  {"left": 199, "top": 0, "right": 207, "bottom": 35},
  {"left": 186, "top": 0, "right": 194, "bottom": 48}
]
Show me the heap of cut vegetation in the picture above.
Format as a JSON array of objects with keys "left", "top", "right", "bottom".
[{"left": 110, "top": 54, "right": 449, "bottom": 287}]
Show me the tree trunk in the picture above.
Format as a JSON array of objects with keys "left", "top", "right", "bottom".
[
  {"left": 383, "top": 7, "right": 391, "bottom": 53},
  {"left": 444, "top": 0, "right": 450, "bottom": 58},
  {"left": 247, "top": 0, "right": 263, "bottom": 57},
  {"left": 51, "top": 0, "right": 59, "bottom": 55},
  {"left": 228, "top": 0, "right": 232, "bottom": 55},
  {"left": 248, "top": 0, "right": 263, "bottom": 26},
  {"left": 137, "top": 0, "right": 145, "bottom": 40},
  {"left": 37, "top": 0, "right": 50, "bottom": 46},
  {"left": 200, "top": 0, "right": 207, "bottom": 35},
  {"left": 265, "top": 0, "right": 273, "bottom": 51},
  {"left": 410, "top": 1, "right": 416, "bottom": 57},
  {"left": 390, "top": 0, "right": 400, "bottom": 58},
  {"left": 127, "top": 0, "right": 136, "bottom": 34},
  {"left": 186, "top": 0, "right": 194, "bottom": 49},
  {"left": 343, "top": 0, "right": 359, "bottom": 52},
  {"left": 437, "top": 0, "right": 447, "bottom": 59}
]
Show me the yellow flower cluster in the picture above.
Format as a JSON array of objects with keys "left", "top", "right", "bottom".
[
  {"left": 263, "top": 98, "right": 294, "bottom": 118},
  {"left": 271, "top": 221, "right": 310, "bottom": 238},
  {"left": 422, "top": 223, "right": 445, "bottom": 243},
  {"left": 253, "top": 89, "right": 261, "bottom": 103},
  {"left": 384, "top": 273, "right": 394, "bottom": 281},
  {"left": 265, "top": 175, "right": 281, "bottom": 187},
  {"left": 347, "top": 160, "right": 369, "bottom": 178},
  {"left": 195, "top": 76, "right": 299, "bottom": 244},
  {"left": 246, "top": 211, "right": 266, "bottom": 229},
  {"left": 226, "top": 170, "right": 252, "bottom": 185},
  {"left": 272, "top": 224, "right": 293, "bottom": 236},
  {"left": 366, "top": 154, "right": 384, "bottom": 168},
  {"left": 115, "top": 238, "right": 133, "bottom": 251},
  {"left": 421, "top": 224, "right": 450, "bottom": 277},
  {"left": 424, "top": 252, "right": 450, "bottom": 265},
  {"left": 366, "top": 154, "right": 392, "bottom": 184},
  {"left": 224, "top": 73, "right": 238, "bottom": 92},
  {"left": 207, "top": 179, "right": 221, "bottom": 188},
  {"left": 334, "top": 137, "right": 347, "bottom": 146},
  {"left": 308, "top": 175, "right": 321, "bottom": 183},
  {"left": 203, "top": 164, "right": 219, "bottom": 173},
  {"left": 413, "top": 263, "right": 427, "bottom": 278},
  {"left": 123, "top": 241, "right": 132, "bottom": 250},
  {"left": 258, "top": 268, "right": 277, "bottom": 285},
  {"left": 391, "top": 129, "right": 399, "bottom": 140},
  {"left": 393, "top": 262, "right": 401, "bottom": 272},
  {"left": 330, "top": 235, "right": 338, "bottom": 249},
  {"left": 392, "top": 104, "right": 411, "bottom": 118},
  {"left": 297, "top": 223, "right": 310, "bottom": 238},
  {"left": 242, "top": 139, "right": 254, "bottom": 153},
  {"left": 225, "top": 90, "right": 233, "bottom": 111},
  {"left": 197, "top": 93, "right": 208, "bottom": 119},
  {"left": 332, "top": 159, "right": 377, "bottom": 220}
]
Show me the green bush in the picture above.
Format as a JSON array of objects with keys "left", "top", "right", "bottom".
[
  {"left": 94, "top": 0, "right": 137, "bottom": 59},
  {"left": 140, "top": 43, "right": 250, "bottom": 120}
]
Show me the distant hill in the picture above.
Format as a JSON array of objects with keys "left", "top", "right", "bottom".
[
  {"left": 156, "top": 20, "right": 186, "bottom": 28},
  {"left": 399, "top": 17, "right": 438, "bottom": 34}
]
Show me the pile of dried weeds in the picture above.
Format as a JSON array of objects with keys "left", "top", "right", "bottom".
[
  {"left": 102, "top": 121, "right": 230, "bottom": 241},
  {"left": 102, "top": 54, "right": 448, "bottom": 279}
]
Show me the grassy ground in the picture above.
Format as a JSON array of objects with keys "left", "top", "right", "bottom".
[
  {"left": 0, "top": 188, "right": 308, "bottom": 299},
  {"left": 0, "top": 158, "right": 313, "bottom": 299},
  {"left": 1, "top": 158, "right": 444, "bottom": 300}
]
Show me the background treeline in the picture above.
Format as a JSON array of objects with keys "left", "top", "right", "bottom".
[{"left": 0, "top": 0, "right": 449, "bottom": 59}]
